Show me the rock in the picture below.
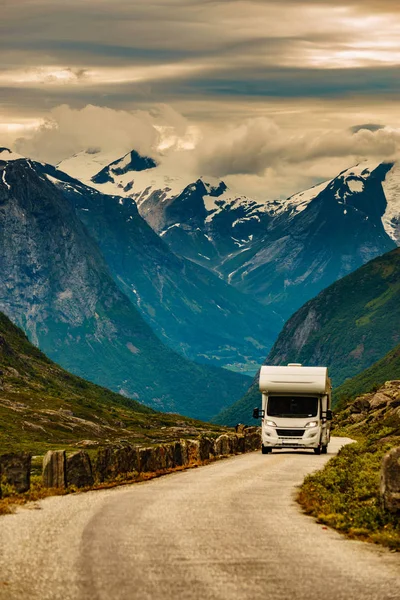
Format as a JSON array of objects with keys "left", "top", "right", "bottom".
[
  {"left": 350, "top": 397, "right": 370, "bottom": 413},
  {"left": 236, "top": 435, "right": 245, "bottom": 453},
  {"left": 114, "top": 446, "right": 139, "bottom": 475},
  {"left": 93, "top": 446, "right": 114, "bottom": 482},
  {"left": 0, "top": 452, "right": 31, "bottom": 493},
  {"left": 380, "top": 446, "right": 400, "bottom": 513},
  {"left": 180, "top": 440, "right": 189, "bottom": 466},
  {"left": 214, "top": 434, "right": 231, "bottom": 456},
  {"left": 369, "top": 392, "right": 391, "bottom": 410},
  {"left": 138, "top": 447, "right": 160, "bottom": 473},
  {"left": 66, "top": 451, "right": 94, "bottom": 488},
  {"left": 228, "top": 434, "right": 240, "bottom": 454},
  {"left": 186, "top": 440, "right": 200, "bottom": 464},
  {"left": 244, "top": 427, "right": 261, "bottom": 452},
  {"left": 42, "top": 450, "right": 66, "bottom": 489},
  {"left": 75, "top": 440, "right": 100, "bottom": 448},
  {"left": 235, "top": 424, "right": 246, "bottom": 434},
  {"left": 198, "top": 437, "right": 215, "bottom": 461}
]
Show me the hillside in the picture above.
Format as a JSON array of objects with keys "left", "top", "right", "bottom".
[
  {"left": 0, "top": 310, "right": 227, "bottom": 456},
  {"left": 0, "top": 152, "right": 250, "bottom": 420},
  {"left": 213, "top": 248, "right": 400, "bottom": 425},
  {"left": 334, "top": 344, "right": 400, "bottom": 408},
  {"left": 299, "top": 380, "right": 400, "bottom": 549},
  {"left": 42, "top": 162, "right": 278, "bottom": 372}
]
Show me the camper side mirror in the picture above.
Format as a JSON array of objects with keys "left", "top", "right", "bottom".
[
  {"left": 326, "top": 409, "right": 333, "bottom": 421},
  {"left": 253, "top": 408, "right": 265, "bottom": 419}
]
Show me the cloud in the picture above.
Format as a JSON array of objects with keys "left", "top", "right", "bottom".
[
  {"left": 196, "top": 117, "right": 400, "bottom": 177},
  {"left": 15, "top": 105, "right": 162, "bottom": 163},
  {"left": 350, "top": 123, "right": 385, "bottom": 133}
]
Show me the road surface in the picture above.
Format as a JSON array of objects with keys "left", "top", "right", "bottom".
[{"left": 0, "top": 438, "right": 399, "bottom": 600}]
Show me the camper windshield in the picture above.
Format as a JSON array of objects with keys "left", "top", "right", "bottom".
[{"left": 267, "top": 396, "right": 318, "bottom": 418}]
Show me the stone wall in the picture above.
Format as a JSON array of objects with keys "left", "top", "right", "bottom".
[{"left": 0, "top": 427, "right": 261, "bottom": 496}]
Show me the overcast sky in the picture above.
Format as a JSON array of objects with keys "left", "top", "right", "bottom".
[{"left": 2, "top": 0, "right": 400, "bottom": 198}]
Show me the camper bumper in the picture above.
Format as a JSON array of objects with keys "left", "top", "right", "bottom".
[{"left": 262, "top": 425, "right": 321, "bottom": 449}]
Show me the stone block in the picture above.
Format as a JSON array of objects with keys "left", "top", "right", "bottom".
[
  {"left": 42, "top": 450, "right": 66, "bottom": 489},
  {"left": 0, "top": 452, "right": 31, "bottom": 493},
  {"left": 66, "top": 451, "right": 94, "bottom": 488},
  {"left": 199, "top": 437, "right": 215, "bottom": 461},
  {"left": 381, "top": 446, "right": 400, "bottom": 513}
]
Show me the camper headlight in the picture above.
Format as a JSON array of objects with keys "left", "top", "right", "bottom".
[
  {"left": 265, "top": 420, "right": 277, "bottom": 427},
  {"left": 305, "top": 421, "right": 318, "bottom": 429}
]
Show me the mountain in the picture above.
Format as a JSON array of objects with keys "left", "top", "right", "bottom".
[
  {"left": 0, "top": 309, "right": 227, "bottom": 455},
  {"left": 213, "top": 247, "right": 400, "bottom": 425},
  {"left": 334, "top": 344, "right": 400, "bottom": 408},
  {"left": 42, "top": 164, "right": 279, "bottom": 371},
  {"left": 62, "top": 150, "right": 398, "bottom": 320},
  {"left": 0, "top": 149, "right": 250, "bottom": 420}
]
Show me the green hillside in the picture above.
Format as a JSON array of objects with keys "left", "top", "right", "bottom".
[
  {"left": 213, "top": 248, "right": 400, "bottom": 426},
  {"left": 0, "top": 311, "right": 226, "bottom": 455},
  {"left": 334, "top": 343, "right": 400, "bottom": 408}
]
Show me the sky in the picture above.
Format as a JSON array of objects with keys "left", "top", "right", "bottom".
[{"left": 1, "top": 0, "right": 400, "bottom": 198}]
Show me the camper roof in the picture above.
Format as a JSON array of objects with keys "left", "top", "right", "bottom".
[{"left": 259, "top": 365, "right": 330, "bottom": 395}]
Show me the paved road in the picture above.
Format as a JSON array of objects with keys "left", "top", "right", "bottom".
[{"left": 0, "top": 438, "right": 399, "bottom": 600}]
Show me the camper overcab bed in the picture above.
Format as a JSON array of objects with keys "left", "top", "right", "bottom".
[{"left": 253, "top": 364, "right": 332, "bottom": 455}]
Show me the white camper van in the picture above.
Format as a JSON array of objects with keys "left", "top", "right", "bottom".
[{"left": 253, "top": 364, "right": 332, "bottom": 455}]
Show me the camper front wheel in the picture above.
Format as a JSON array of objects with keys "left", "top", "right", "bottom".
[{"left": 262, "top": 445, "right": 272, "bottom": 454}]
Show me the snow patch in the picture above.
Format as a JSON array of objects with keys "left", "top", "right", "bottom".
[
  {"left": 1, "top": 168, "right": 10, "bottom": 190},
  {"left": 347, "top": 179, "right": 364, "bottom": 194}
]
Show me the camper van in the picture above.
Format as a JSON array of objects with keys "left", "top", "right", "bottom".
[{"left": 253, "top": 364, "right": 332, "bottom": 455}]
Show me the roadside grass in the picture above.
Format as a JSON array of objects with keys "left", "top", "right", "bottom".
[{"left": 298, "top": 438, "right": 400, "bottom": 550}]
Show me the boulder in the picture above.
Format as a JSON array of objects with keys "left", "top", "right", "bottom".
[
  {"left": 198, "top": 437, "right": 215, "bottom": 461},
  {"left": 94, "top": 446, "right": 114, "bottom": 482},
  {"left": 66, "top": 451, "right": 94, "bottom": 488},
  {"left": 186, "top": 440, "right": 200, "bottom": 464},
  {"left": 180, "top": 440, "right": 189, "bottom": 466},
  {"left": 214, "top": 434, "right": 231, "bottom": 456},
  {"left": 350, "top": 397, "right": 370, "bottom": 413},
  {"left": 244, "top": 427, "right": 261, "bottom": 452},
  {"left": 114, "top": 446, "right": 139, "bottom": 475},
  {"left": 171, "top": 441, "right": 183, "bottom": 467},
  {"left": 369, "top": 392, "right": 391, "bottom": 410},
  {"left": 138, "top": 447, "right": 161, "bottom": 473},
  {"left": 381, "top": 446, "right": 400, "bottom": 513},
  {"left": 42, "top": 450, "right": 66, "bottom": 489},
  {"left": 228, "top": 434, "right": 240, "bottom": 454},
  {"left": 0, "top": 452, "right": 31, "bottom": 493},
  {"left": 236, "top": 435, "right": 245, "bottom": 454},
  {"left": 235, "top": 424, "right": 246, "bottom": 434}
]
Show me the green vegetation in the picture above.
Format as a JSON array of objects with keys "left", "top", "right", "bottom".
[
  {"left": 298, "top": 378, "right": 400, "bottom": 550},
  {"left": 268, "top": 248, "right": 400, "bottom": 387},
  {"left": 298, "top": 440, "right": 400, "bottom": 549},
  {"left": 214, "top": 248, "right": 400, "bottom": 426},
  {"left": 334, "top": 344, "right": 400, "bottom": 408},
  {"left": 0, "top": 311, "right": 228, "bottom": 456}
]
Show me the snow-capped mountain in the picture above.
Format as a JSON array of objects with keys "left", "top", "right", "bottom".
[
  {"left": 63, "top": 148, "right": 399, "bottom": 319},
  {"left": 0, "top": 149, "right": 253, "bottom": 418},
  {"left": 42, "top": 160, "right": 280, "bottom": 372}
]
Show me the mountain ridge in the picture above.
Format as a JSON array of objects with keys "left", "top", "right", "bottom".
[{"left": 0, "top": 153, "right": 250, "bottom": 420}]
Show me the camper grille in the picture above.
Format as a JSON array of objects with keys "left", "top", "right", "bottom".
[{"left": 277, "top": 429, "right": 305, "bottom": 437}]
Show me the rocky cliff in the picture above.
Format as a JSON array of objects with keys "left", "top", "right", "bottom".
[{"left": 0, "top": 153, "right": 250, "bottom": 420}]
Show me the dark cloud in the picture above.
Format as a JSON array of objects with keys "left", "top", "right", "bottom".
[{"left": 350, "top": 123, "right": 385, "bottom": 133}]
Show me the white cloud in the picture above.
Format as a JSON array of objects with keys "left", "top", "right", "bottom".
[{"left": 15, "top": 104, "right": 166, "bottom": 164}]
